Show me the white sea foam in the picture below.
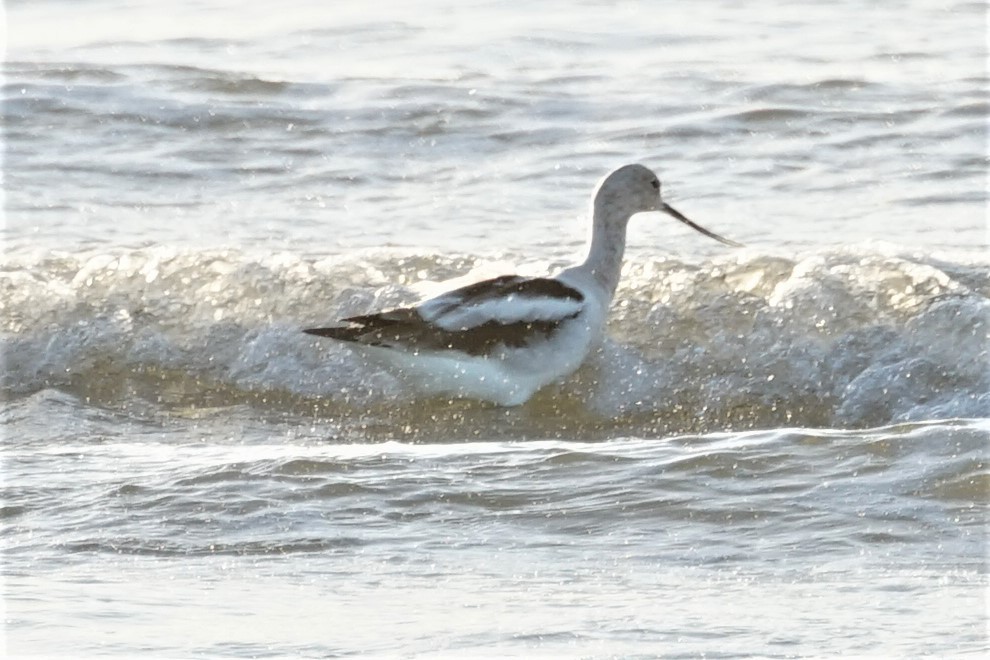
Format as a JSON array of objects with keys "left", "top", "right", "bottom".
[{"left": 2, "top": 246, "right": 986, "bottom": 431}]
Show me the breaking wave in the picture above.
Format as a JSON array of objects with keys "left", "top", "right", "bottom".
[{"left": 2, "top": 245, "right": 987, "bottom": 438}]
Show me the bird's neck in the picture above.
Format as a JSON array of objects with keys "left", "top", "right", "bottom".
[{"left": 579, "top": 197, "right": 632, "bottom": 300}]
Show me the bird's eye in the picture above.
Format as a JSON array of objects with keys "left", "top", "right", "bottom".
[{"left": 651, "top": 179, "right": 660, "bottom": 190}]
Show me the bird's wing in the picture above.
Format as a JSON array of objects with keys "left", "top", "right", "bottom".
[
  {"left": 304, "top": 275, "right": 586, "bottom": 356},
  {"left": 415, "top": 275, "right": 585, "bottom": 330}
]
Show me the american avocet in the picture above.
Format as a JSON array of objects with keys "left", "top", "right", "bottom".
[{"left": 304, "top": 164, "right": 741, "bottom": 405}]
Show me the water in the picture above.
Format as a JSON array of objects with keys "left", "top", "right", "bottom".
[{"left": 3, "top": 0, "right": 989, "bottom": 656}]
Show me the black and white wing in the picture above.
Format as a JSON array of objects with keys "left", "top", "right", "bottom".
[{"left": 303, "top": 275, "right": 585, "bottom": 356}]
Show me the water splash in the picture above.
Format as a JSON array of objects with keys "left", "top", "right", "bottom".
[{"left": 2, "top": 245, "right": 987, "bottom": 437}]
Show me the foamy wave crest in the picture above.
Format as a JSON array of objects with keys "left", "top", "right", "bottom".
[{"left": 2, "top": 246, "right": 987, "bottom": 432}]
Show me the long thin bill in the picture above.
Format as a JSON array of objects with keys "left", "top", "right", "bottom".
[{"left": 661, "top": 202, "right": 743, "bottom": 248}]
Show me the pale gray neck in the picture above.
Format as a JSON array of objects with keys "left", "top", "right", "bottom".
[{"left": 578, "top": 196, "right": 633, "bottom": 300}]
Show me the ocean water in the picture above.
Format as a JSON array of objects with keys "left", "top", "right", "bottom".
[{"left": 3, "top": 0, "right": 989, "bottom": 656}]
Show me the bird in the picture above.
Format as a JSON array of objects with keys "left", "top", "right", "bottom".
[{"left": 303, "top": 164, "right": 741, "bottom": 406}]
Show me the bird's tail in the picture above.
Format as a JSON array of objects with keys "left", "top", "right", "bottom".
[{"left": 302, "top": 326, "right": 366, "bottom": 342}]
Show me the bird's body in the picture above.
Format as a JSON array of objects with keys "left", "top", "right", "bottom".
[
  {"left": 304, "top": 164, "right": 740, "bottom": 406},
  {"left": 308, "top": 269, "right": 609, "bottom": 406}
]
